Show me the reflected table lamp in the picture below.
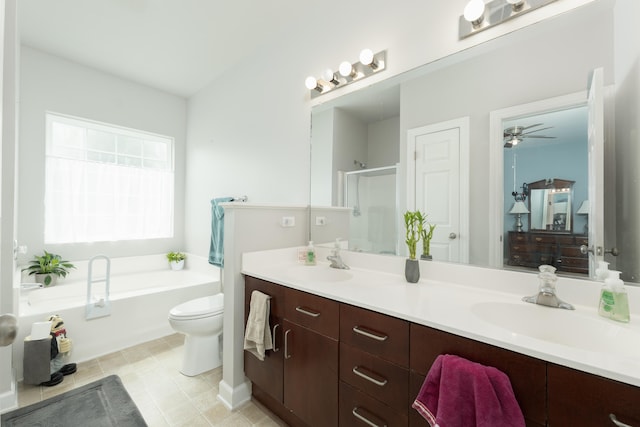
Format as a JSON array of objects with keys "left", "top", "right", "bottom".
[
  {"left": 509, "top": 201, "right": 529, "bottom": 232},
  {"left": 577, "top": 199, "right": 589, "bottom": 234}
]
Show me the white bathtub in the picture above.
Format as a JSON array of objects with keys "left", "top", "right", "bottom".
[{"left": 13, "top": 254, "right": 220, "bottom": 381}]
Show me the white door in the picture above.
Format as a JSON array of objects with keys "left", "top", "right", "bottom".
[
  {"left": 407, "top": 118, "right": 469, "bottom": 263},
  {"left": 587, "top": 67, "right": 605, "bottom": 276}
]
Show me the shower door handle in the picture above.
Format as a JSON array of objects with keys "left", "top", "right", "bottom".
[{"left": 449, "top": 233, "right": 457, "bottom": 240}]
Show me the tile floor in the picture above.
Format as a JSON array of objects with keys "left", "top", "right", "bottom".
[{"left": 16, "top": 333, "right": 286, "bottom": 427}]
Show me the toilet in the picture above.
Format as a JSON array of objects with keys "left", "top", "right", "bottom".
[{"left": 168, "top": 293, "right": 224, "bottom": 376}]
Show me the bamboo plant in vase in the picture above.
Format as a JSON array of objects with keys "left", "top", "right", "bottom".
[
  {"left": 404, "top": 211, "right": 421, "bottom": 283},
  {"left": 420, "top": 217, "right": 436, "bottom": 261},
  {"left": 166, "top": 251, "right": 186, "bottom": 270}
]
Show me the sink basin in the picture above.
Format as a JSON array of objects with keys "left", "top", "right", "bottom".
[
  {"left": 286, "top": 265, "right": 353, "bottom": 283},
  {"left": 471, "top": 301, "right": 640, "bottom": 358}
]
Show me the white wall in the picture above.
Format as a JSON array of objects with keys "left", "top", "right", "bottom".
[
  {"left": 17, "top": 46, "right": 188, "bottom": 261},
  {"left": 183, "top": 0, "right": 598, "bottom": 257}
]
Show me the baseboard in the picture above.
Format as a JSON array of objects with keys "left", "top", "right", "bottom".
[
  {"left": 217, "top": 378, "right": 252, "bottom": 410},
  {"left": 0, "top": 375, "right": 18, "bottom": 415}
]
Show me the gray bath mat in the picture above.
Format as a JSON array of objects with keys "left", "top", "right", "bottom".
[{"left": 1, "top": 374, "right": 147, "bottom": 427}]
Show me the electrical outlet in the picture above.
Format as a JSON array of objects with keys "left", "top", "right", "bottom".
[
  {"left": 315, "top": 216, "right": 327, "bottom": 226},
  {"left": 281, "top": 216, "right": 295, "bottom": 227}
]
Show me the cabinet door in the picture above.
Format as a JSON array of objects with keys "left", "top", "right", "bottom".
[
  {"left": 283, "top": 319, "right": 338, "bottom": 427},
  {"left": 244, "top": 276, "right": 284, "bottom": 402},
  {"left": 410, "top": 324, "right": 546, "bottom": 427},
  {"left": 548, "top": 364, "right": 640, "bottom": 426}
]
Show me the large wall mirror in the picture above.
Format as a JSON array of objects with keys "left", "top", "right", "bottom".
[{"left": 309, "top": 0, "right": 640, "bottom": 284}]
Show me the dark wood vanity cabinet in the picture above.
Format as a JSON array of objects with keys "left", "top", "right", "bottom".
[
  {"left": 507, "top": 231, "right": 588, "bottom": 274},
  {"left": 339, "top": 304, "right": 410, "bottom": 426},
  {"left": 244, "top": 276, "right": 338, "bottom": 427},
  {"left": 244, "top": 276, "right": 640, "bottom": 427},
  {"left": 548, "top": 364, "right": 640, "bottom": 427}
]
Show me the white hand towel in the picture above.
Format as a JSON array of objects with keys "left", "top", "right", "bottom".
[{"left": 243, "top": 290, "right": 273, "bottom": 361}]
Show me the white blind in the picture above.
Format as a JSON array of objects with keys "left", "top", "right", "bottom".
[{"left": 44, "top": 113, "right": 175, "bottom": 243}]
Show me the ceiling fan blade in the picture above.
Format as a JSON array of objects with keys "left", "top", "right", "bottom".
[
  {"left": 521, "top": 123, "right": 544, "bottom": 130},
  {"left": 522, "top": 135, "right": 556, "bottom": 139},
  {"left": 522, "top": 126, "right": 553, "bottom": 135}
]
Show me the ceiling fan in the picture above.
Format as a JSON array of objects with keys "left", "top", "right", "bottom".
[{"left": 503, "top": 123, "right": 555, "bottom": 148}]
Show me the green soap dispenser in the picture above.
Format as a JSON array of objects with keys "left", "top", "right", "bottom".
[{"left": 598, "top": 270, "right": 630, "bottom": 323}]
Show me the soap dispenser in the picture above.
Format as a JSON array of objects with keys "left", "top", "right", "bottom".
[
  {"left": 595, "top": 260, "right": 610, "bottom": 281},
  {"left": 305, "top": 241, "right": 316, "bottom": 266},
  {"left": 598, "top": 270, "right": 630, "bottom": 323}
]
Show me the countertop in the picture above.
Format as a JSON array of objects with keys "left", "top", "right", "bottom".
[{"left": 242, "top": 246, "right": 640, "bottom": 387}]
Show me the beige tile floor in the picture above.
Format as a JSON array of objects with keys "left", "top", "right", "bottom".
[{"left": 16, "top": 333, "right": 286, "bottom": 427}]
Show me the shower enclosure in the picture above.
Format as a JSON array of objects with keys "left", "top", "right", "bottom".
[{"left": 342, "top": 165, "right": 399, "bottom": 255}]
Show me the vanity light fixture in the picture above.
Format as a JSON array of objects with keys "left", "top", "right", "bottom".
[
  {"left": 459, "top": 0, "right": 558, "bottom": 39},
  {"left": 305, "top": 49, "right": 387, "bottom": 99}
]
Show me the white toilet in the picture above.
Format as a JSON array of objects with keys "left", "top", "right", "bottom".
[{"left": 168, "top": 293, "right": 224, "bottom": 376}]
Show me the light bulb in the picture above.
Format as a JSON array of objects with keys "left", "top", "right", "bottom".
[
  {"left": 339, "top": 61, "right": 354, "bottom": 77},
  {"left": 506, "top": 0, "right": 525, "bottom": 11},
  {"left": 463, "top": 0, "right": 485, "bottom": 26},
  {"left": 359, "top": 49, "right": 374, "bottom": 66},
  {"left": 305, "top": 76, "right": 318, "bottom": 90},
  {"left": 322, "top": 69, "right": 338, "bottom": 84}
]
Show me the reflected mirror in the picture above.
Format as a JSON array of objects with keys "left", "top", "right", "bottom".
[
  {"left": 528, "top": 179, "right": 574, "bottom": 233},
  {"left": 309, "top": 1, "right": 640, "bottom": 283}
]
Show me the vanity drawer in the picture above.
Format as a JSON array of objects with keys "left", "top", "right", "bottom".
[
  {"left": 340, "top": 381, "right": 408, "bottom": 427},
  {"left": 530, "top": 234, "right": 556, "bottom": 244},
  {"left": 340, "top": 342, "right": 409, "bottom": 413},
  {"left": 284, "top": 287, "right": 339, "bottom": 339},
  {"left": 509, "top": 233, "right": 528, "bottom": 243},
  {"left": 340, "top": 303, "right": 409, "bottom": 367}
]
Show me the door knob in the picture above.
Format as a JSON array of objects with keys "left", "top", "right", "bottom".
[
  {"left": 605, "top": 247, "right": 619, "bottom": 256},
  {"left": 580, "top": 245, "right": 594, "bottom": 255},
  {"left": 449, "top": 233, "right": 457, "bottom": 240},
  {"left": 0, "top": 314, "right": 18, "bottom": 347}
]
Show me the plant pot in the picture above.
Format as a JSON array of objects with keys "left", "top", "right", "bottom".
[
  {"left": 420, "top": 254, "right": 432, "bottom": 261},
  {"left": 170, "top": 260, "right": 185, "bottom": 271},
  {"left": 35, "top": 273, "right": 57, "bottom": 287},
  {"left": 405, "top": 259, "right": 420, "bottom": 283}
]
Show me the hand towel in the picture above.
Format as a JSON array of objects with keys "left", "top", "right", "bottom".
[
  {"left": 412, "top": 354, "right": 525, "bottom": 427},
  {"left": 243, "top": 290, "right": 273, "bottom": 361},
  {"left": 209, "top": 197, "right": 233, "bottom": 267}
]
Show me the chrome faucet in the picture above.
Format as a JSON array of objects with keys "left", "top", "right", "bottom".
[
  {"left": 327, "top": 239, "right": 349, "bottom": 270},
  {"left": 522, "top": 265, "right": 574, "bottom": 310}
]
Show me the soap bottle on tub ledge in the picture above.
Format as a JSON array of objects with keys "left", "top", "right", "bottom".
[{"left": 598, "top": 270, "right": 630, "bottom": 323}]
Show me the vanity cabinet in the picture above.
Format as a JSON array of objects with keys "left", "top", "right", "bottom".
[
  {"left": 548, "top": 364, "right": 640, "bottom": 427},
  {"left": 339, "top": 304, "right": 410, "bottom": 426},
  {"left": 410, "top": 323, "right": 547, "bottom": 427},
  {"left": 243, "top": 276, "right": 338, "bottom": 427},
  {"left": 507, "top": 231, "right": 588, "bottom": 275}
]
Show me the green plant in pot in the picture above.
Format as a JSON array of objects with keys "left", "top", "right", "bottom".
[
  {"left": 420, "top": 216, "right": 436, "bottom": 261},
  {"left": 24, "top": 251, "right": 75, "bottom": 286},
  {"left": 404, "top": 211, "right": 421, "bottom": 283},
  {"left": 166, "top": 251, "right": 186, "bottom": 270}
]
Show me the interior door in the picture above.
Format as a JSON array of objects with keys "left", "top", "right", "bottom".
[
  {"left": 407, "top": 118, "right": 469, "bottom": 263},
  {"left": 587, "top": 67, "right": 605, "bottom": 277}
]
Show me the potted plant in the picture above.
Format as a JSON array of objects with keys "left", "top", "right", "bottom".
[
  {"left": 24, "top": 251, "right": 75, "bottom": 286},
  {"left": 166, "top": 251, "right": 186, "bottom": 270},
  {"left": 420, "top": 216, "right": 436, "bottom": 261},
  {"left": 404, "top": 211, "right": 421, "bottom": 283}
]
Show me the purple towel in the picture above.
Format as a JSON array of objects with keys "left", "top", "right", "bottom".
[{"left": 412, "top": 354, "right": 525, "bottom": 427}]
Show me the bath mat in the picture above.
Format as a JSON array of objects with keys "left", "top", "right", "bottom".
[{"left": 1, "top": 374, "right": 147, "bottom": 427}]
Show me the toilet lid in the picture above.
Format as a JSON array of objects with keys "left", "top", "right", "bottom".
[{"left": 170, "top": 294, "right": 224, "bottom": 319}]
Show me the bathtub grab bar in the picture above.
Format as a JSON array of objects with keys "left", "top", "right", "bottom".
[{"left": 86, "top": 255, "right": 111, "bottom": 320}]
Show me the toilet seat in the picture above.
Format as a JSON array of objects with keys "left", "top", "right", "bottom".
[{"left": 169, "top": 294, "right": 224, "bottom": 320}]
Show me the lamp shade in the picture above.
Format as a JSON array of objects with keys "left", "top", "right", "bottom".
[
  {"left": 509, "top": 201, "right": 530, "bottom": 214},
  {"left": 577, "top": 200, "right": 590, "bottom": 215}
]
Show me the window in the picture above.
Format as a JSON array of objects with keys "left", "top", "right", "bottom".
[{"left": 44, "top": 113, "right": 174, "bottom": 243}]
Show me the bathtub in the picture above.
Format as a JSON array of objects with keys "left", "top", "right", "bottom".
[{"left": 13, "top": 254, "right": 220, "bottom": 381}]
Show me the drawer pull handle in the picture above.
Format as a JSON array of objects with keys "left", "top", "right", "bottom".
[
  {"left": 352, "top": 366, "right": 388, "bottom": 386},
  {"left": 352, "top": 407, "right": 387, "bottom": 427},
  {"left": 610, "top": 414, "right": 633, "bottom": 427},
  {"left": 295, "top": 306, "right": 320, "bottom": 317},
  {"left": 535, "top": 237, "right": 542, "bottom": 242},
  {"left": 284, "top": 329, "right": 291, "bottom": 359},
  {"left": 353, "top": 325, "right": 388, "bottom": 341},
  {"left": 272, "top": 324, "right": 279, "bottom": 352}
]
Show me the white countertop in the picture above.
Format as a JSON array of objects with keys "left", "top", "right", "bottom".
[{"left": 242, "top": 246, "right": 640, "bottom": 387}]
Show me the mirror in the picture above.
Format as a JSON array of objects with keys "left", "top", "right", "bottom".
[
  {"left": 309, "top": 1, "right": 640, "bottom": 283},
  {"left": 528, "top": 179, "right": 574, "bottom": 233}
]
